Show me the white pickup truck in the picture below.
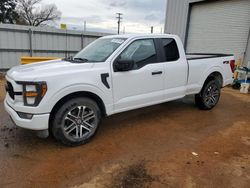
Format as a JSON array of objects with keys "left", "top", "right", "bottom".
[{"left": 4, "top": 34, "right": 234, "bottom": 146}]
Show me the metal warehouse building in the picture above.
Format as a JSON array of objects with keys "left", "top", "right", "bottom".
[{"left": 165, "top": 0, "right": 250, "bottom": 66}]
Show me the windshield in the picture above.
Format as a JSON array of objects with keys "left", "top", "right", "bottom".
[{"left": 73, "top": 38, "right": 127, "bottom": 62}]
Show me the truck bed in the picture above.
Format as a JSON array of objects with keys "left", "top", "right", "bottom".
[{"left": 185, "top": 53, "right": 234, "bottom": 95}]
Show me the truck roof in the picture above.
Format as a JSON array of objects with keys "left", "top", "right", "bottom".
[{"left": 102, "top": 33, "right": 176, "bottom": 40}]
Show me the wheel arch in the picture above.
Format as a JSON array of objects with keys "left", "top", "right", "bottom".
[
  {"left": 49, "top": 91, "right": 107, "bottom": 133},
  {"left": 200, "top": 66, "right": 224, "bottom": 92},
  {"left": 205, "top": 71, "right": 223, "bottom": 87}
]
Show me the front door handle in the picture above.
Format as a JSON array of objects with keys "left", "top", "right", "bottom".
[{"left": 152, "top": 71, "right": 163, "bottom": 75}]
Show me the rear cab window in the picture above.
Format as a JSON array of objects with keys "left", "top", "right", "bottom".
[{"left": 161, "top": 38, "right": 180, "bottom": 62}]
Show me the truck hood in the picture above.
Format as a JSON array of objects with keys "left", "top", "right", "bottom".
[{"left": 7, "top": 59, "right": 95, "bottom": 81}]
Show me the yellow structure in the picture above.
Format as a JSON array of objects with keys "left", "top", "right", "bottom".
[
  {"left": 60, "top": 24, "right": 67, "bottom": 30},
  {"left": 21, "top": 57, "right": 60, "bottom": 65},
  {"left": 234, "top": 58, "right": 242, "bottom": 79}
]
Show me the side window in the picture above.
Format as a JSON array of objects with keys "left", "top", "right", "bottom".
[
  {"left": 162, "top": 38, "right": 180, "bottom": 62},
  {"left": 118, "top": 39, "right": 158, "bottom": 69}
]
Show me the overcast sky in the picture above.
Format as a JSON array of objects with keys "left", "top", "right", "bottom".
[{"left": 43, "top": 0, "right": 167, "bottom": 33}]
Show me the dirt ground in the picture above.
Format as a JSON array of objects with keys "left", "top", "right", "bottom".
[
  {"left": 0, "top": 78, "right": 250, "bottom": 188},
  {"left": 0, "top": 77, "right": 6, "bottom": 101}
]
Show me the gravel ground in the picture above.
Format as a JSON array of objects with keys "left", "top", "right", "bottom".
[{"left": 0, "top": 78, "right": 250, "bottom": 188}]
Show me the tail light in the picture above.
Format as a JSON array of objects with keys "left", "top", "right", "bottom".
[{"left": 230, "top": 60, "right": 236, "bottom": 73}]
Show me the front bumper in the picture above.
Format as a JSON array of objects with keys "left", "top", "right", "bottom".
[{"left": 4, "top": 99, "right": 49, "bottom": 131}]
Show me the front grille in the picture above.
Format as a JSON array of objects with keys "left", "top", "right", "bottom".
[{"left": 6, "top": 81, "right": 15, "bottom": 100}]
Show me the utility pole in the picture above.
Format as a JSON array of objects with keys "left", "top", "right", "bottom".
[
  {"left": 116, "top": 13, "right": 123, "bottom": 34},
  {"left": 83, "top": 21, "right": 86, "bottom": 32}
]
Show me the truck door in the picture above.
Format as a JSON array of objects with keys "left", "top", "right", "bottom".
[
  {"left": 159, "top": 38, "right": 188, "bottom": 100},
  {"left": 111, "top": 38, "right": 165, "bottom": 113}
]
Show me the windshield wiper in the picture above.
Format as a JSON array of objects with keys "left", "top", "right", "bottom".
[
  {"left": 73, "top": 58, "right": 89, "bottom": 62},
  {"left": 63, "top": 56, "right": 89, "bottom": 63}
]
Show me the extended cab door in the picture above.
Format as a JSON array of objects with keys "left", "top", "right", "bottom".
[
  {"left": 111, "top": 38, "right": 165, "bottom": 113},
  {"left": 159, "top": 38, "right": 188, "bottom": 100}
]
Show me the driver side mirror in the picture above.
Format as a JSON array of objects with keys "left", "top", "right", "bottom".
[{"left": 114, "top": 59, "right": 135, "bottom": 72}]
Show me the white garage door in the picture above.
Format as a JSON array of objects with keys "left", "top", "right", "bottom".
[{"left": 186, "top": 0, "right": 250, "bottom": 61}]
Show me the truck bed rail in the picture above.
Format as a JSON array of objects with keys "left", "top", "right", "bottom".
[{"left": 186, "top": 53, "right": 234, "bottom": 60}]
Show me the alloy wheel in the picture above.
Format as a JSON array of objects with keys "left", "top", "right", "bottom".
[
  {"left": 63, "top": 106, "right": 97, "bottom": 139},
  {"left": 204, "top": 84, "right": 219, "bottom": 107}
]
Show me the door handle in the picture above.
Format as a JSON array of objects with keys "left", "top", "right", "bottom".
[{"left": 152, "top": 71, "right": 163, "bottom": 75}]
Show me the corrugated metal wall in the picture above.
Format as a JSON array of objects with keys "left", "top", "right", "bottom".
[
  {"left": 245, "top": 32, "right": 250, "bottom": 66},
  {"left": 186, "top": 0, "right": 250, "bottom": 61},
  {"left": 164, "top": 0, "right": 250, "bottom": 66},
  {"left": 164, "top": 0, "right": 204, "bottom": 43},
  {"left": 0, "top": 24, "right": 107, "bottom": 69}
]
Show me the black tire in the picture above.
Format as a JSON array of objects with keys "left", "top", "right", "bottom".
[
  {"left": 52, "top": 97, "right": 101, "bottom": 146},
  {"left": 195, "top": 79, "right": 221, "bottom": 110}
]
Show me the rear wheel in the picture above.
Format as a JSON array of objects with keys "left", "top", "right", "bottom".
[
  {"left": 52, "top": 97, "right": 101, "bottom": 146},
  {"left": 195, "top": 80, "right": 221, "bottom": 110}
]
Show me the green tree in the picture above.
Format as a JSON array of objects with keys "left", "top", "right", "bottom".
[{"left": 0, "top": 0, "right": 19, "bottom": 24}]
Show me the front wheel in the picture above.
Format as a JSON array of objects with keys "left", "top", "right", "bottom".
[
  {"left": 52, "top": 97, "right": 101, "bottom": 146},
  {"left": 195, "top": 80, "right": 221, "bottom": 110}
]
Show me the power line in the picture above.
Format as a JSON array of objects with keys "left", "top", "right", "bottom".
[{"left": 116, "top": 13, "right": 123, "bottom": 35}]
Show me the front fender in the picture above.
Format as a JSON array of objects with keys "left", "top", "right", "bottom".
[{"left": 48, "top": 84, "right": 113, "bottom": 115}]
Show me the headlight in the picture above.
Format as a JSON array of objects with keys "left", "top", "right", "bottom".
[{"left": 16, "top": 81, "right": 47, "bottom": 106}]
